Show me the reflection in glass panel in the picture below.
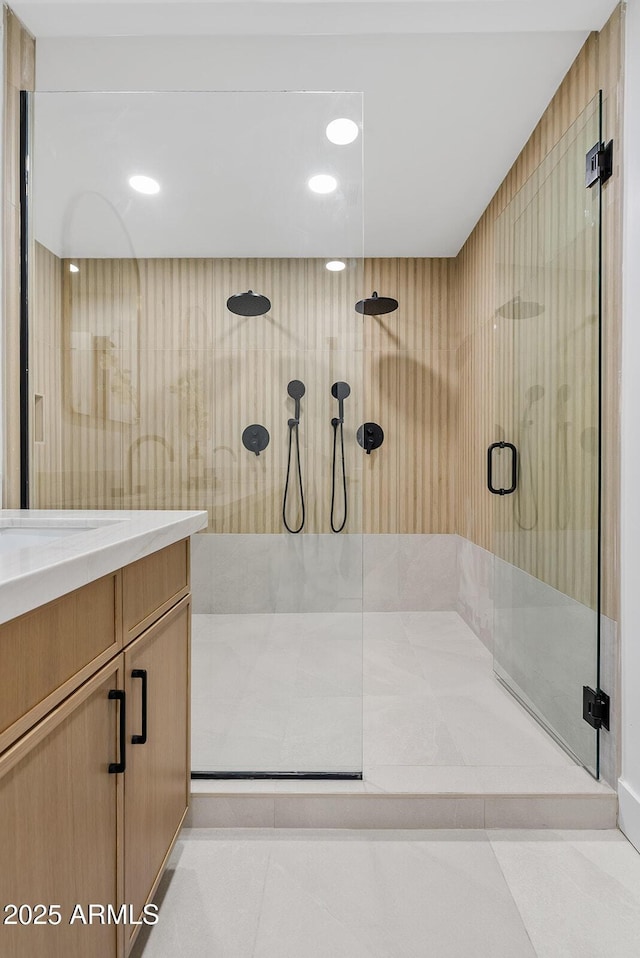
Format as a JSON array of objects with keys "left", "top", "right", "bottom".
[
  {"left": 493, "top": 94, "right": 601, "bottom": 775},
  {"left": 31, "top": 92, "right": 364, "bottom": 776}
]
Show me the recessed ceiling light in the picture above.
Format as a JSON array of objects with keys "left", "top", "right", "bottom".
[
  {"left": 326, "top": 118, "right": 359, "bottom": 146},
  {"left": 69, "top": 263, "right": 79, "bottom": 273},
  {"left": 129, "top": 174, "right": 160, "bottom": 195},
  {"left": 326, "top": 261, "right": 346, "bottom": 272},
  {"left": 308, "top": 174, "right": 337, "bottom": 195}
]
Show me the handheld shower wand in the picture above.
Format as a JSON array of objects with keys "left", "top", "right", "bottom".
[
  {"left": 330, "top": 382, "right": 350, "bottom": 533},
  {"left": 282, "top": 380, "right": 306, "bottom": 534},
  {"left": 514, "top": 384, "right": 544, "bottom": 531}
]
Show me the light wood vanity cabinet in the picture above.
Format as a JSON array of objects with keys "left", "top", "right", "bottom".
[
  {"left": 122, "top": 539, "right": 189, "bottom": 642},
  {"left": 0, "top": 657, "right": 123, "bottom": 958},
  {"left": 0, "top": 572, "right": 121, "bottom": 754},
  {"left": 123, "top": 596, "right": 190, "bottom": 955},
  {"left": 0, "top": 540, "right": 191, "bottom": 958}
]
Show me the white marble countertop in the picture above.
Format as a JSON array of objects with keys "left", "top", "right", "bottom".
[{"left": 0, "top": 509, "right": 208, "bottom": 625}]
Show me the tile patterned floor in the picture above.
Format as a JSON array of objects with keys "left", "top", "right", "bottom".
[
  {"left": 131, "top": 828, "right": 640, "bottom": 958},
  {"left": 191, "top": 611, "right": 575, "bottom": 777}
]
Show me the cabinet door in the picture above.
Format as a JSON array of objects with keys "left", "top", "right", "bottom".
[
  {"left": 123, "top": 596, "right": 190, "bottom": 951},
  {"left": 0, "top": 657, "right": 124, "bottom": 958}
]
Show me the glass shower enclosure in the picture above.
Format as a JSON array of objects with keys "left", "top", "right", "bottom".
[
  {"left": 492, "top": 93, "right": 604, "bottom": 776},
  {"left": 28, "top": 90, "right": 365, "bottom": 778}
]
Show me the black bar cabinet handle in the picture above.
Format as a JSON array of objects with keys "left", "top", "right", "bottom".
[
  {"left": 131, "top": 669, "right": 148, "bottom": 745},
  {"left": 108, "top": 689, "right": 126, "bottom": 773},
  {"left": 487, "top": 441, "right": 518, "bottom": 496}
]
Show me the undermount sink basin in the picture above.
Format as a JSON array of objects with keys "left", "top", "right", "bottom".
[{"left": 0, "top": 518, "right": 121, "bottom": 555}]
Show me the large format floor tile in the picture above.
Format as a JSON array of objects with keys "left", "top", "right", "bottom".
[
  {"left": 192, "top": 611, "right": 582, "bottom": 777},
  {"left": 488, "top": 830, "right": 640, "bottom": 957},
  {"left": 132, "top": 828, "right": 640, "bottom": 958}
]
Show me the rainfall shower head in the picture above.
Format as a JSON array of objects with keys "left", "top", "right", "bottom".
[
  {"left": 226, "top": 290, "right": 271, "bottom": 317},
  {"left": 355, "top": 291, "right": 399, "bottom": 316},
  {"left": 497, "top": 295, "right": 544, "bottom": 320}
]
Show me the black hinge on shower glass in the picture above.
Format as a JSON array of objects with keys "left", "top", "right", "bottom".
[
  {"left": 583, "top": 686, "right": 610, "bottom": 731},
  {"left": 586, "top": 140, "right": 613, "bottom": 188}
]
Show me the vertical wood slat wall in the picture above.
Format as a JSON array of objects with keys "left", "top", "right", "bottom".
[
  {"left": 2, "top": 9, "right": 34, "bottom": 507},
  {"left": 455, "top": 6, "right": 623, "bottom": 620},
  {"left": 34, "top": 253, "right": 458, "bottom": 537},
  {"left": 493, "top": 100, "right": 601, "bottom": 610}
]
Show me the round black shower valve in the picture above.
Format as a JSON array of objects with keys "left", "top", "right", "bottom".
[
  {"left": 357, "top": 422, "right": 384, "bottom": 455},
  {"left": 242, "top": 424, "right": 270, "bottom": 456}
]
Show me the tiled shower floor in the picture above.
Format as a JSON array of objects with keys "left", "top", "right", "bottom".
[{"left": 191, "top": 611, "right": 601, "bottom": 793}]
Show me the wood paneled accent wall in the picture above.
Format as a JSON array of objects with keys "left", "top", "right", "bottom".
[
  {"left": 32, "top": 253, "right": 457, "bottom": 535},
  {"left": 363, "top": 258, "right": 457, "bottom": 534},
  {"left": 32, "top": 242, "right": 63, "bottom": 506},
  {"left": 455, "top": 6, "right": 624, "bottom": 619},
  {"left": 2, "top": 9, "right": 34, "bottom": 507}
]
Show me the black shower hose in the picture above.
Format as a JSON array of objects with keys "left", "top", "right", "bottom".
[
  {"left": 282, "top": 420, "right": 305, "bottom": 534},
  {"left": 330, "top": 418, "right": 348, "bottom": 533}
]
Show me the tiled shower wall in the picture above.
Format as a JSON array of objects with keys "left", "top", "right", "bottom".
[{"left": 191, "top": 533, "right": 458, "bottom": 615}]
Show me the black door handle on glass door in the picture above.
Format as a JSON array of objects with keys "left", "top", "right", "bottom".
[{"left": 487, "top": 441, "right": 518, "bottom": 495}]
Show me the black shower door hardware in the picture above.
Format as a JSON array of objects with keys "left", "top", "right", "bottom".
[
  {"left": 487, "top": 441, "right": 518, "bottom": 496},
  {"left": 242, "top": 424, "right": 270, "bottom": 456},
  {"left": 131, "top": 669, "right": 148, "bottom": 745},
  {"left": 357, "top": 422, "right": 384, "bottom": 455},
  {"left": 583, "top": 686, "right": 610, "bottom": 731},
  {"left": 585, "top": 139, "right": 613, "bottom": 188},
  {"left": 108, "top": 689, "right": 126, "bottom": 774}
]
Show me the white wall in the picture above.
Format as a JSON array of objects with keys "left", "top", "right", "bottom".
[
  {"left": 619, "top": 0, "right": 640, "bottom": 851},
  {"left": 0, "top": 14, "right": 5, "bottom": 508}
]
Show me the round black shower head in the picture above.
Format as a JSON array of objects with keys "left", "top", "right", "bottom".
[
  {"left": 287, "top": 380, "right": 306, "bottom": 401},
  {"left": 355, "top": 291, "right": 399, "bottom": 316},
  {"left": 496, "top": 295, "right": 544, "bottom": 320},
  {"left": 226, "top": 290, "right": 271, "bottom": 317},
  {"left": 331, "top": 381, "right": 351, "bottom": 401}
]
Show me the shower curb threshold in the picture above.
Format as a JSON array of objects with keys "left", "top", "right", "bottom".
[{"left": 187, "top": 772, "right": 617, "bottom": 830}]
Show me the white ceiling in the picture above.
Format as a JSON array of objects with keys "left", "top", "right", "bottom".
[
  {"left": 22, "top": 0, "right": 619, "bottom": 258},
  {"left": 33, "top": 91, "right": 365, "bottom": 259},
  {"left": 12, "top": 1, "right": 620, "bottom": 38}
]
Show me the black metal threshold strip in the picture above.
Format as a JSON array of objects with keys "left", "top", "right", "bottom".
[{"left": 191, "top": 771, "right": 363, "bottom": 781}]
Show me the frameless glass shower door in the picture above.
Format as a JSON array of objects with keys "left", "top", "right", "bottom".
[
  {"left": 28, "top": 90, "right": 364, "bottom": 778},
  {"left": 492, "top": 94, "right": 603, "bottom": 775}
]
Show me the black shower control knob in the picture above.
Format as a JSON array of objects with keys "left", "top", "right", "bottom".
[
  {"left": 357, "top": 422, "right": 384, "bottom": 454},
  {"left": 242, "top": 424, "right": 270, "bottom": 456}
]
